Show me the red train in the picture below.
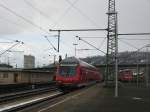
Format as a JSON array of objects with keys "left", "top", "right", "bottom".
[
  {"left": 118, "top": 69, "right": 134, "bottom": 82},
  {"left": 55, "top": 57, "right": 103, "bottom": 88}
]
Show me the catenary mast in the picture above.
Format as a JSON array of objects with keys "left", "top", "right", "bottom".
[{"left": 106, "top": 0, "right": 118, "bottom": 96}]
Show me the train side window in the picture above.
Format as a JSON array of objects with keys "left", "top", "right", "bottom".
[
  {"left": 3, "top": 73, "right": 8, "bottom": 78},
  {"left": 82, "top": 68, "right": 86, "bottom": 75},
  {"left": 80, "top": 69, "right": 83, "bottom": 75}
]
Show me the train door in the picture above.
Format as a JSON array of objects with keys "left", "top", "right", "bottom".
[
  {"left": 82, "top": 72, "right": 85, "bottom": 82},
  {"left": 80, "top": 68, "right": 84, "bottom": 82},
  {"left": 14, "top": 73, "right": 19, "bottom": 83}
]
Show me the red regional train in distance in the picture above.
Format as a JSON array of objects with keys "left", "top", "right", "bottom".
[
  {"left": 55, "top": 57, "right": 103, "bottom": 89},
  {"left": 118, "top": 69, "right": 134, "bottom": 82}
]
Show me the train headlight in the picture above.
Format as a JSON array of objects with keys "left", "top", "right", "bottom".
[{"left": 58, "top": 81, "right": 62, "bottom": 83}]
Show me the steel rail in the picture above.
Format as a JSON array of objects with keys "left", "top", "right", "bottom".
[{"left": 0, "top": 86, "right": 58, "bottom": 103}]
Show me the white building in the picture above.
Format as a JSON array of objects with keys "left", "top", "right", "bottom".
[{"left": 24, "top": 55, "right": 35, "bottom": 68}]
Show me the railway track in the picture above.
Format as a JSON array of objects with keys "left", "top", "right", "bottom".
[
  {"left": 0, "top": 86, "right": 62, "bottom": 112},
  {"left": 0, "top": 83, "right": 98, "bottom": 112},
  {"left": 0, "top": 86, "right": 58, "bottom": 103},
  {"left": 17, "top": 83, "right": 100, "bottom": 112}
]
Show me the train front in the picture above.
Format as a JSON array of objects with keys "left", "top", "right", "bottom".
[{"left": 55, "top": 62, "right": 80, "bottom": 89}]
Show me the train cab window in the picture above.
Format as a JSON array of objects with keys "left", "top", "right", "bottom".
[
  {"left": 59, "top": 66, "right": 76, "bottom": 76},
  {"left": 3, "top": 73, "right": 8, "bottom": 78}
]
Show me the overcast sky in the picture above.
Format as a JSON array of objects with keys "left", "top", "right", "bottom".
[{"left": 0, "top": 0, "right": 149, "bottom": 67}]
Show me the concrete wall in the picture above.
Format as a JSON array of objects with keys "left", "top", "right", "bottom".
[
  {"left": 0, "top": 70, "right": 54, "bottom": 85},
  {"left": 29, "top": 72, "right": 53, "bottom": 83},
  {"left": 0, "top": 72, "right": 14, "bottom": 84}
]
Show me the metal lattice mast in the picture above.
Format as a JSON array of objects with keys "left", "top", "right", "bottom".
[{"left": 106, "top": 0, "right": 117, "bottom": 83}]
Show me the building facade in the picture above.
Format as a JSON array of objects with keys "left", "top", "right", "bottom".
[
  {"left": 24, "top": 55, "right": 35, "bottom": 68},
  {"left": 0, "top": 68, "right": 55, "bottom": 85}
]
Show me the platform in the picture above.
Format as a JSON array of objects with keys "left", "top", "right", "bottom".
[{"left": 35, "top": 83, "right": 150, "bottom": 112}]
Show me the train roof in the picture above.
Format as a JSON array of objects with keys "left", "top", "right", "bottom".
[
  {"left": 60, "top": 57, "right": 97, "bottom": 70},
  {"left": 119, "top": 69, "right": 133, "bottom": 72}
]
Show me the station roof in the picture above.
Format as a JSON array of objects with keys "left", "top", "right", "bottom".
[
  {"left": 0, "top": 68, "right": 51, "bottom": 73},
  {"left": 0, "top": 64, "right": 13, "bottom": 68}
]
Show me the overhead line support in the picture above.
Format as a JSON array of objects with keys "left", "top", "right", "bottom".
[
  {"left": 49, "top": 28, "right": 107, "bottom": 52},
  {"left": 0, "top": 40, "right": 24, "bottom": 57},
  {"left": 118, "top": 33, "right": 150, "bottom": 36},
  {"left": 49, "top": 29, "right": 107, "bottom": 32},
  {"left": 76, "top": 36, "right": 106, "bottom": 55}
]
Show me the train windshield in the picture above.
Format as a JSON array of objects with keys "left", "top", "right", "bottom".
[{"left": 59, "top": 66, "right": 76, "bottom": 76}]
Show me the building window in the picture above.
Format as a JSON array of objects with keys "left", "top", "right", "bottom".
[
  {"left": 3, "top": 73, "right": 8, "bottom": 78},
  {"left": 0, "top": 74, "right": 3, "bottom": 78}
]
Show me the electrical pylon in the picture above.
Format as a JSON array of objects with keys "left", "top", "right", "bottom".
[{"left": 106, "top": 0, "right": 118, "bottom": 85}]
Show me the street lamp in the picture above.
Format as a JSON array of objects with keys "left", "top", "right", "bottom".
[{"left": 73, "top": 43, "right": 78, "bottom": 57}]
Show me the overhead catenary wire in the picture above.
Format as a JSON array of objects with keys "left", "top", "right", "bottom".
[
  {"left": 0, "top": 16, "right": 26, "bottom": 30},
  {"left": 76, "top": 36, "right": 106, "bottom": 39},
  {"left": 75, "top": 36, "right": 107, "bottom": 49},
  {"left": 48, "top": 0, "right": 107, "bottom": 53},
  {"left": 0, "top": 0, "right": 148, "bottom": 59},
  {"left": 98, "top": 37, "right": 107, "bottom": 49},
  {"left": 0, "top": 1, "right": 74, "bottom": 54},
  {"left": 52, "top": 0, "right": 79, "bottom": 28},
  {"left": 0, "top": 36, "right": 45, "bottom": 56},
  {"left": 0, "top": 2, "right": 50, "bottom": 34},
  {"left": 0, "top": 1, "right": 107, "bottom": 59},
  {"left": 118, "top": 33, "right": 150, "bottom": 36},
  {"left": 117, "top": 40, "right": 150, "bottom": 72},
  {"left": 0, "top": 41, "right": 23, "bottom": 56},
  {"left": 0, "top": 37, "right": 14, "bottom": 41},
  {"left": 49, "top": 29, "right": 107, "bottom": 32},
  {"left": 23, "top": 0, "right": 50, "bottom": 19},
  {"left": 65, "top": 0, "right": 100, "bottom": 28},
  {"left": 0, "top": 1, "right": 81, "bottom": 54},
  {"left": 76, "top": 36, "right": 106, "bottom": 55},
  {"left": 59, "top": 35, "right": 150, "bottom": 40},
  {"left": 54, "top": 35, "right": 150, "bottom": 40},
  {"left": 59, "top": 37, "right": 75, "bottom": 50},
  {"left": 66, "top": 36, "right": 150, "bottom": 40},
  {"left": 45, "top": 35, "right": 74, "bottom": 50},
  {"left": 49, "top": 28, "right": 107, "bottom": 52},
  {"left": 23, "top": 0, "right": 55, "bottom": 27},
  {"left": 77, "top": 48, "right": 96, "bottom": 51},
  {"left": 0, "top": 42, "right": 13, "bottom": 43},
  {"left": 44, "top": 36, "right": 57, "bottom": 51},
  {"left": 118, "top": 43, "right": 150, "bottom": 66},
  {"left": 119, "top": 38, "right": 150, "bottom": 40},
  {"left": 0, "top": 37, "right": 24, "bottom": 43},
  {"left": 118, "top": 39, "right": 139, "bottom": 50},
  {"left": 0, "top": 36, "right": 46, "bottom": 55},
  {"left": 24, "top": 0, "right": 106, "bottom": 53},
  {"left": 0, "top": 35, "right": 44, "bottom": 53}
]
